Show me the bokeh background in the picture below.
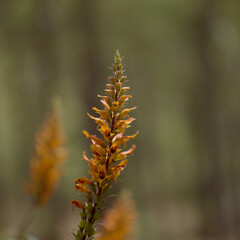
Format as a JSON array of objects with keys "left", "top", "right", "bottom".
[{"left": 1, "top": 0, "right": 240, "bottom": 240}]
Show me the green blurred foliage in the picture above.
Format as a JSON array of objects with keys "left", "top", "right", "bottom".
[{"left": 0, "top": 0, "right": 240, "bottom": 240}]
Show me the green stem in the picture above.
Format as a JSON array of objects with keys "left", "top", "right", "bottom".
[
  {"left": 80, "top": 187, "right": 103, "bottom": 240},
  {"left": 16, "top": 202, "right": 37, "bottom": 239}
]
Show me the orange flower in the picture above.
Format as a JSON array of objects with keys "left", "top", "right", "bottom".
[
  {"left": 81, "top": 48, "right": 137, "bottom": 186},
  {"left": 75, "top": 177, "right": 92, "bottom": 185},
  {"left": 72, "top": 50, "right": 138, "bottom": 240},
  {"left": 96, "top": 191, "right": 136, "bottom": 240},
  {"left": 75, "top": 184, "right": 91, "bottom": 194},
  {"left": 72, "top": 200, "right": 85, "bottom": 211},
  {"left": 74, "top": 177, "right": 92, "bottom": 193},
  {"left": 25, "top": 102, "right": 66, "bottom": 205},
  {"left": 110, "top": 160, "right": 128, "bottom": 181}
]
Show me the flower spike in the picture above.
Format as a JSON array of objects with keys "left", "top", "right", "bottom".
[
  {"left": 72, "top": 50, "right": 138, "bottom": 240},
  {"left": 25, "top": 101, "right": 67, "bottom": 205}
]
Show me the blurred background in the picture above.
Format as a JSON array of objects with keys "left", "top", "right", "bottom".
[{"left": 0, "top": 0, "right": 240, "bottom": 240}]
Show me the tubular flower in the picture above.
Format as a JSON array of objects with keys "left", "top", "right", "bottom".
[
  {"left": 72, "top": 200, "right": 86, "bottom": 211},
  {"left": 96, "top": 191, "right": 136, "bottom": 240},
  {"left": 25, "top": 102, "right": 66, "bottom": 205},
  {"left": 72, "top": 50, "right": 138, "bottom": 240}
]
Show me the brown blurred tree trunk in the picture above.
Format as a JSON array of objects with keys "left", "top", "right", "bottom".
[
  {"left": 28, "top": 2, "right": 59, "bottom": 240},
  {"left": 228, "top": 124, "right": 240, "bottom": 239},
  {"left": 191, "top": 1, "right": 227, "bottom": 239},
  {"left": 30, "top": 0, "right": 59, "bottom": 113}
]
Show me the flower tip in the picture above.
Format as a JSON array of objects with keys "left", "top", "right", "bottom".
[
  {"left": 75, "top": 183, "right": 91, "bottom": 193},
  {"left": 115, "top": 50, "right": 122, "bottom": 66},
  {"left": 82, "top": 151, "right": 91, "bottom": 162},
  {"left": 82, "top": 130, "right": 90, "bottom": 137},
  {"left": 115, "top": 49, "right": 120, "bottom": 56}
]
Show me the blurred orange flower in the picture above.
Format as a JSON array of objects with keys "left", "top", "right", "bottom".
[
  {"left": 25, "top": 102, "right": 66, "bottom": 205},
  {"left": 97, "top": 191, "right": 136, "bottom": 240}
]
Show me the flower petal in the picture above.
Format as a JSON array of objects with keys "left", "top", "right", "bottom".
[
  {"left": 82, "top": 151, "right": 91, "bottom": 162},
  {"left": 83, "top": 130, "right": 106, "bottom": 147},
  {"left": 119, "top": 95, "right": 132, "bottom": 105},
  {"left": 101, "top": 99, "right": 111, "bottom": 112},
  {"left": 115, "top": 118, "right": 135, "bottom": 132},
  {"left": 75, "top": 183, "right": 91, "bottom": 193},
  {"left": 119, "top": 107, "right": 136, "bottom": 119},
  {"left": 75, "top": 177, "right": 92, "bottom": 185},
  {"left": 116, "top": 145, "right": 136, "bottom": 161},
  {"left": 91, "top": 144, "right": 106, "bottom": 158},
  {"left": 87, "top": 114, "right": 108, "bottom": 127},
  {"left": 71, "top": 200, "right": 85, "bottom": 210},
  {"left": 92, "top": 107, "right": 110, "bottom": 122}
]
